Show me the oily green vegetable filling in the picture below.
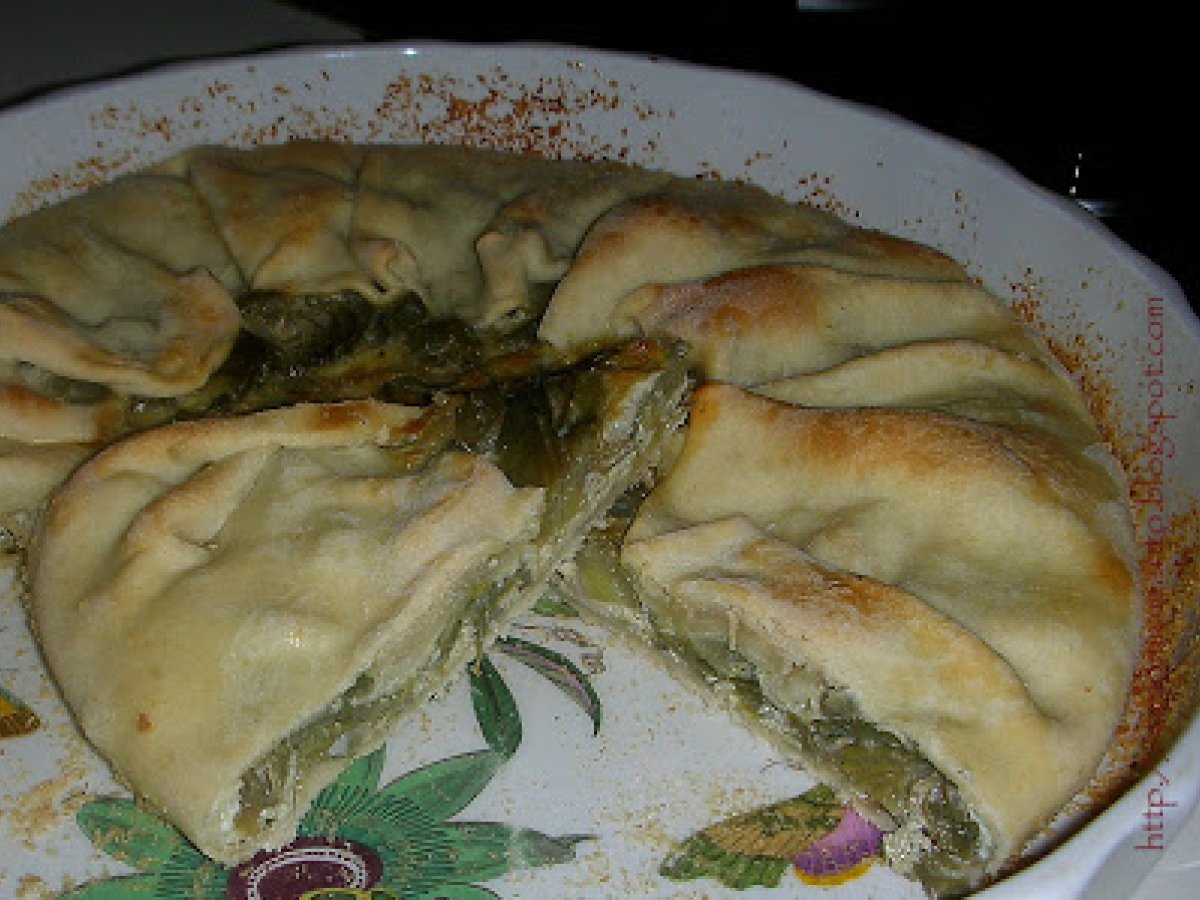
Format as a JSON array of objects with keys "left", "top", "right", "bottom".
[
  {"left": 803, "top": 716, "right": 985, "bottom": 896},
  {"left": 231, "top": 333, "right": 690, "bottom": 843},
  {"left": 236, "top": 558, "right": 529, "bottom": 837},
  {"left": 677, "top": 629, "right": 983, "bottom": 894},
  {"left": 93, "top": 286, "right": 687, "bottom": 470},
  {"left": 446, "top": 341, "right": 690, "bottom": 552},
  {"left": 15, "top": 365, "right": 114, "bottom": 405},
  {"left": 3, "top": 359, "right": 115, "bottom": 417},
  {"left": 570, "top": 538, "right": 987, "bottom": 897},
  {"left": 117, "top": 291, "right": 496, "bottom": 436}
]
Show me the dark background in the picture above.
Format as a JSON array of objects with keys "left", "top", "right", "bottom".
[{"left": 283, "top": 2, "right": 1192, "bottom": 311}]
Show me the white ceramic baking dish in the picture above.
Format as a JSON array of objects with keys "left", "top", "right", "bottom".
[{"left": 1, "top": 43, "right": 1195, "bottom": 899}]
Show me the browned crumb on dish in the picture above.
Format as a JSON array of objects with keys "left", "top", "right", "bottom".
[
  {"left": 5, "top": 151, "right": 138, "bottom": 220},
  {"left": 14, "top": 874, "right": 57, "bottom": 900},
  {"left": 367, "top": 67, "right": 668, "bottom": 162},
  {"left": 1009, "top": 277, "right": 1127, "bottom": 456},
  {"left": 1116, "top": 504, "right": 1200, "bottom": 775},
  {"left": 1, "top": 756, "right": 91, "bottom": 851},
  {"left": 1006, "top": 272, "right": 1200, "bottom": 844}
]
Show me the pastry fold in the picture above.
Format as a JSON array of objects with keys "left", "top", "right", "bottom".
[
  {"left": 27, "top": 342, "right": 689, "bottom": 864},
  {"left": 602, "top": 384, "right": 1139, "bottom": 894},
  {"left": 3, "top": 141, "right": 1140, "bottom": 896},
  {"left": 28, "top": 401, "right": 546, "bottom": 862}
]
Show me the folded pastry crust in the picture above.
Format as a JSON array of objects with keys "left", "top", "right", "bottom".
[
  {"left": 179, "top": 141, "right": 381, "bottom": 299},
  {"left": 0, "top": 438, "right": 92, "bottom": 548},
  {"left": 536, "top": 182, "right": 967, "bottom": 353},
  {"left": 24, "top": 342, "right": 690, "bottom": 863},
  {"left": 601, "top": 264, "right": 1038, "bottom": 384},
  {"left": 27, "top": 400, "right": 546, "bottom": 863},
  {"left": 0, "top": 169, "right": 242, "bottom": 397},
  {"left": 2, "top": 140, "right": 1140, "bottom": 894},
  {"left": 615, "top": 384, "right": 1139, "bottom": 892},
  {"left": 753, "top": 338, "right": 1099, "bottom": 444},
  {"left": 0, "top": 167, "right": 245, "bottom": 539},
  {"left": 353, "top": 143, "right": 670, "bottom": 325}
]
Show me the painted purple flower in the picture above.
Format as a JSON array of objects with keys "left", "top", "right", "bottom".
[
  {"left": 64, "top": 746, "right": 586, "bottom": 900},
  {"left": 226, "top": 837, "right": 383, "bottom": 900},
  {"left": 793, "top": 805, "right": 884, "bottom": 880},
  {"left": 660, "top": 784, "right": 882, "bottom": 890},
  {"left": 61, "top": 643, "right": 597, "bottom": 900}
]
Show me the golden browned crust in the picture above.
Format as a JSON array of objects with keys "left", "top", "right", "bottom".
[
  {"left": 625, "top": 384, "right": 1139, "bottom": 873},
  {"left": 28, "top": 400, "right": 545, "bottom": 863},
  {"left": 0, "top": 141, "right": 1140, "bottom": 890}
]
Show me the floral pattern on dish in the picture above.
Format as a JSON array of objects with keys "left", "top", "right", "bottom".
[
  {"left": 660, "top": 784, "right": 883, "bottom": 891},
  {"left": 55, "top": 625, "right": 878, "bottom": 897},
  {"left": 58, "top": 640, "right": 594, "bottom": 900},
  {"left": 1, "top": 684, "right": 39, "bottom": 738}
]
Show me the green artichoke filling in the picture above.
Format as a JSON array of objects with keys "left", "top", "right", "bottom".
[
  {"left": 116, "top": 291, "right": 500, "bottom": 436},
  {"left": 570, "top": 538, "right": 988, "bottom": 897},
  {"left": 11, "top": 363, "right": 114, "bottom": 406},
  {"left": 235, "top": 554, "right": 529, "bottom": 838},
  {"left": 225, "top": 319, "right": 690, "bottom": 846}
]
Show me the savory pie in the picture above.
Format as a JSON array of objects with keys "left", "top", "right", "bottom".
[
  {"left": 28, "top": 356, "right": 686, "bottom": 863},
  {"left": 3, "top": 141, "right": 1139, "bottom": 896}
]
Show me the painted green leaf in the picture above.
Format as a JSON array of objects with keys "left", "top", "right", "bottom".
[
  {"left": 438, "top": 822, "right": 589, "bottom": 881},
  {"left": 328, "top": 799, "right": 441, "bottom": 857},
  {"left": 415, "top": 883, "right": 502, "bottom": 900},
  {"left": 300, "top": 747, "right": 387, "bottom": 837},
  {"left": 660, "top": 785, "right": 846, "bottom": 890},
  {"left": 331, "top": 747, "right": 387, "bottom": 794},
  {"left": 468, "top": 656, "right": 522, "bottom": 758},
  {"left": 495, "top": 636, "right": 602, "bottom": 735},
  {"left": 145, "top": 857, "right": 229, "bottom": 899},
  {"left": 375, "top": 749, "right": 506, "bottom": 823},
  {"left": 76, "top": 798, "right": 192, "bottom": 873},
  {"left": 660, "top": 836, "right": 790, "bottom": 889},
  {"left": 300, "top": 891, "right": 405, "bottom": 900},
  {"left": 58, "top": 873, "right": 162, "bottom": 898},
  {"left": 530, "top": 593, "right": 578, "bottom": 618}
]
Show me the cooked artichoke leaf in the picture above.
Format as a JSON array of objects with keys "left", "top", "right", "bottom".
[
  {"left": 237, "top": 290, "right": 378, "bottom": 366},
  {"left": 9, "top": 363, "right": 114, "bottom": 406}
]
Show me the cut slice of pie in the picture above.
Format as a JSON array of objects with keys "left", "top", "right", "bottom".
[
  {"left": 563, "top": 383, "right": 1139, "bottom": 896},
  {"left": 29, "top": 400, "right": 540, "bottom": 862},
  {"left": 26, "top": 342, "right": 690, "bottom": 864}
]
